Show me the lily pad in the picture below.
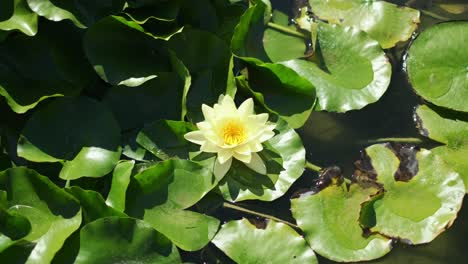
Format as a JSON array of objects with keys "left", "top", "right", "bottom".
[
  {"left": 291, "top": 183, "right": 392, "bottom": 262},
  {"left": 83, "top": 16, "right": 170, "bottom": 87},
  {"left": 17, "top": 97, "right": 121, "bottom": 180},
  {"left": 365, "top": 144, "right": 465, "bottom": 244},
  {"left": 0, "top": 167, "right": 82, "bottom": 263},
  {"left": 281, "top": 22, "right": 392, "bottom": 112},
  {"left": 27, "top": 0, "right": 125, "bottom": 27},
  {"left": 415, "top": 105, "right": 468, "bottom": 191},
  {"left": 0, "top": 21, "right": 95, "bottom": 113},
  {"left": 406, "top": 22, "right": 468, "bottom": 112},
  {"left": 308, "top": 0, "right": 420, "bottom": 49},
  {"left": 74, "top": 216, "right": 181, "bottom": 264},
  {"left": 106, "top": 160, "right": 135, "bottom": 212},
  {"left": 0, "top": 0, "right": 37, "bottom": 36},
  {"left": 212, "top": 218, "right": 317, "bottom": 264},
  {"left": 125, "top": 0, "right": 181, "bottom": 22},
  {"left": 217, "top": 119, "right": 305, "bottom": 202}
]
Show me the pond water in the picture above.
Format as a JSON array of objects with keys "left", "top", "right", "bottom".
[{"left": 184, "top": 1, "right": 468, "bottom": 263}]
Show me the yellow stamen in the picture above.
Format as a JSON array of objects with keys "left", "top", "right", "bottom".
[{"left": 221, "top": 120, "right": 246, "bottom": 145}]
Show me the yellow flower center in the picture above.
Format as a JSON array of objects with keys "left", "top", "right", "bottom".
[{"left": 221, "top": 120, "right": 246, "bottom": 145}]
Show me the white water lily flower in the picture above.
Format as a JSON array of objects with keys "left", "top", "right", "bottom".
[{"left": 184, "top": 95, "right": 276, "bottom": 178}]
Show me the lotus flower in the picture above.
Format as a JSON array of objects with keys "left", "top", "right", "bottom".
[{"left": 184, "top": 95, "right": 276, "bottom": 177}]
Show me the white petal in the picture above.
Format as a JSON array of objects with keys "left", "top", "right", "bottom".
[
  {"left": 218, "top": 149, "right": 233, "bottom": 164},
  {"left": 258, "top": 129, "right": 275, "bottom": 142},
  {"left": 249, "top": 141, "right": 263, "bottom": 152},
  {"left": 202, "top": 104, "right": 215, "bottom": 123},
  {"left": 244, "top": 153, "right": 267, "bottom": 175},
  {"left": 233, "top": 152, "right": 251, "bottom": 163},
  {"left": 220, "top": 94, "right": 237, "bottom": 112},
  {"left": 214, "top": 157, "right": 232, "bottom": 180},
  {"left": 197, "top": 121, "right": 212, "bottom": 132},
  {"left": 217, "top": 94, "right": 225, "bottom": 104},
  {"left": 238, "top": 98, "right": 254, "bottom": 116},
  {"left": 248, "top": 113, "right": 269, "bottom": 124},
  {"left": 184, "top": 131, "right": 205, "bottom": 145},
  {"left": 234, "top": 144, "right": 251, "bottom": 155},
  {"left": 201, "top": 141, "right": 222, "bottom": 153}
]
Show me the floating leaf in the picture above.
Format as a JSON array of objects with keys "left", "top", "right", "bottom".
[
  {"left": 281, "top": 22, "right": 392, "bottom": 112},
  {"left": 307, "top": 0, "right": 420, "bottom": 48},
  {"left": 212, "top": 219, "right": 317, "bottom": 264},
  {"left": 136, "top": 120, "right": 195, "bottom": 160},
  {"left": 365, "top": 144, "right": 465, "bottom": 244},
  {"left": 0, "top": 21, "right": 95, "bottom": 113},
  {"left": 83, "top": 16, "right": 170, "bottom": 87},
  {"left": 0, "top": 167, "right": 82, "bottom": 263},
  {"left": 263, "top": 10, "right": 306, "bottom": 62},
  {"left": 0, "top": 0, "right": 37, "bottom": 36},
  {"left": 17, "top": 97, "right": 121, "bottom": 180},
  {"left": 291, "top": 183, "right": 392, "bottom": 262},
  {"left": 217, "top": 119, "right": 305, "bottom": 202},
  {"left": 27, "top": 0, "right": 125, "bottom": 27},
  {"left": 106, "top": 160, "right": 135, "bottom": 212},
  {"left": 406, "top": 21, "right": 468, "bottom": 112},
  {"left": 74, "top": 217, "right": 181, "bottom": 264},
  {"left": 125, "top": 0, "right": 181, "bottom": 22},
  {"left": 415, "top": 104, "right": 468, "bottom": 191}
]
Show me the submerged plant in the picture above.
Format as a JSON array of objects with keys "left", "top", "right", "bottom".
[{"left": 184, "top": 94, "right": 276, "bottom": 177}]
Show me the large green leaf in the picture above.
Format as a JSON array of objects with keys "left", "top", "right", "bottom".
[
  {"left": 0, "top": 167, "right": 82, "bottom": 263},
  {"left": 136, "top": 120, "right": 195, "bottom": 160},
  {"left": 125, "top": 0, "right": 181, "bottom": 22},
  {"left": 0, "top": 21, "right": 95, "bottom": 113},
  {"left": 263, "top": 10, "right": 306, "bottom": 62},
  {"left": 308, "top": 0, "right": 420, "bottom": 48},
  {"left": 83, "top": 16, "right": 170, "bottom": 87},
  {"left": 281, "top": 22, "right": 391, "bottom": 112},
  {"left": 142, "top": 207, "right": 219, "bottom": 251},
  {"left": 212, "top": 218, "right": 317, "bottom": 264},
  {"left": 415, "top": 104, "right": 468, "bottom": 191},
  {"left": 106, "top": 160, "right": 135, "bottom": 212},
  {"left": 74, "top": 216, "right": 181, "bottom": 264},
  {"left": 365, "top": 144, "right": 465, "bottom": 244},
  {"left": 28, "top": 0, "right": 125, "bottom": 27},
  {"left": 217, "top": 119, "right": 305, "bottom": 202},
  {"left": 0, "top": 0, "right": 37, "bottom": 36},
  {"left": 406, "top": 22, "right": 468, "bottom": 112},
  {"left": 17, "top": 97, "right": 121, "bottom": 180},
  {"left": 291, "top": 183, "right": 392, "bottom": 262}
]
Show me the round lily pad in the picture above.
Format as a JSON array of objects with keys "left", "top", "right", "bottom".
[
  {"left": 74, "top": 216, "right": 181, "bottom": 264},
  {"left": 406, "top": 22, "right": 468, "bottom": 112},
  {"left": 281, "top": 22, "right": 391, "bottom": 112},
  {"left": 308, "top": 0, "right": 420, "bottom": 48},
  {"left": 217, "top": 119, "right": 306, "bottom": 202},
  {"left": 365, "top": 144, "right": 465, "bottom": 244},
  {"left": 0, "top": 0, "right": 37, "bottom": 36},
  {"left": 291, "top": 183, "right": 392, "bottom": 262},
  {"left": 212, "top": 218, "right": 317, "bottom": 264},
  {"left": 17, "top": 97, "right": 121, "bottom": 180}
]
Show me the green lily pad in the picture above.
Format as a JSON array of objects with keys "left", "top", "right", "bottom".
[
  {"left": 141, "top": 207, "right": 220, "bottom": 251},
  {"left": 0, "top": 21, "right": 95, "bottom": 113},
  {"left": 17, "top": 97, "right": 121, "bottom": 180},
  {"left": 406, "top": 22, "right": 468, "bottom": 112},
  {"left": 83, "top": 16, "right": 170, "bottom": 87},
  {"left": 0, "top": 0, "right": 37, "bottom": 36},
  {"left": 291, "top": 183, "right": 392, "bottom": 262},
  {"left": 103, "top": 72, "right": 183, "bottom": 131},
  {"left": 365, "top": 144, "right": 465, "bottom": 244},
  {"left": 125, "top": 0, "right": 181, "bottom": 22},
  {"left": 217, "top": 119, "right": 306, "bottom": 202},
  {"left": 136, "top": 120, "right": 196, "bottom": 160},
  {"left": 0, "top": 191, "right": 31, "bottom": 252},
  {"left": 307, "top": 0, "right": 420, "bottom": 49},
  {"left": 74, "top": 216, "right": 181, "bottom": 264},
  {"left": 263, "top": 10, "right": 306, "bottom": 62},
  {"left": 281, "top": 22, "right": 392, "bottom": 112},
  {"left": 212, "top": 218, "right": 317, "bottom": 264},
  {"left": 106, "top": 160, "right": 135, "bottom": 212},
  {"left": 415, "top": 104, "right": 468, "bottom": 191},
  {"left": 28, "top": 0, "right": 125, "bottom": 27},
  {"left": 0, "top": 167, "right": 82, "bottom": 263}
]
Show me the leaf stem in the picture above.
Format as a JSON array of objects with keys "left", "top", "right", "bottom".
[
  {"left": 223, "top": 202, "right": 299, "bottom": 229},
  {"left": 305, "top": 161, "right": 322, "bottom": 172},
  {"left": 267, "top": 22, "right": 306, "bottom": 39},
  {"left": 65, "top": 180, "right": 71, "bottom": 188},
  {"left": 360, "top": 137, "right": 424, "bottom": 145}
]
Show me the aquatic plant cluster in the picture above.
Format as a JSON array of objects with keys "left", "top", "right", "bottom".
[{"left": 0, "top": 0, "right": 466, "bottom": 263}]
